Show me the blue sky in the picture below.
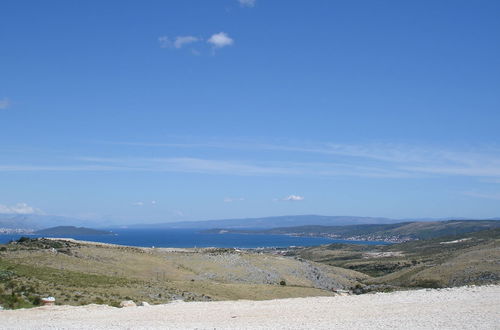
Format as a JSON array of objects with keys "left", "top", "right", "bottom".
[{"left": 1, "top": 0, "right": 499, "bottom": 224}]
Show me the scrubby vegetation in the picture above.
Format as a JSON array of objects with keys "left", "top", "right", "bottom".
[
  {"left": 291, "top": 229, "right": 500, "bottom": 290},
  {"left": 0, "top": 267, "right": 42, "bottom": 309},
  {"left": 1, "top": 228, "right": 498, "bottom": 310},
  {"left": 219, "top": 220, "right": 500, "bottom": 242},
  {"left": 0, "top": 237, "right": 364, "bottom": 309}
]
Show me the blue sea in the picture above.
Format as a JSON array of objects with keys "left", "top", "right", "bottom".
[{"left": 0, "top": 228, "right": 390, "bottom": 248}]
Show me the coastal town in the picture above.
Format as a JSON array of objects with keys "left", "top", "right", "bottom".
[
  {"left": 0, "top": 228, "right": 33, "bottom": 235},
  {"left": 284, "top": 232, "right": 414, "bottom": 243}
]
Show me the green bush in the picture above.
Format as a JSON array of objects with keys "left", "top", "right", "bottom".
[
  {"left": 29, "top": 295, "right": 41, "bottom": 305},
  {"left": 17, "top": 237, "right": 31, "bottom": 243},
  {"left": 0, "top": 270, "right": 16, "bottom": 281},
  {"left": 109, "top": 301, "right": 121, "bottom": 307}
]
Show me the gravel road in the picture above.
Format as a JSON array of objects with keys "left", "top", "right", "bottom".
[{"left": 1, "top": 285, "right": 498, "bottom": 329}]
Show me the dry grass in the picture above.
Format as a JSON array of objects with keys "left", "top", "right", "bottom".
[{"left": 0, "top": 239, "right": 365, "bottom": 308}]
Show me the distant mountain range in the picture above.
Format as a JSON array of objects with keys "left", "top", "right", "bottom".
[
  {"left": 1, "top": 213, "right": 499, "bottom": 231},
  {"left": 0, "top": 214, "right": 112, "bottom": 230},
  {"left": 127, "top": 215, "right": 500, "bottom": 230},
  {"left": 204, "top": 220, "right": 500, "bottom": 242},
  {"left": 128, "top": 215, "right": 401, "bottom": 229}
]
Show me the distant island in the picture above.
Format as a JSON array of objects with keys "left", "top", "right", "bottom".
[{"left": 35, "top": 226, "right": 113, "bottom": 236}]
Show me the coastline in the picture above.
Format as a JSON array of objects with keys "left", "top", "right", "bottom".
[
  {"left": 0, "top": 229, "right": 348, "bottom": 249},
  {"left": 44, "top": 237, "right": 202, "bottom": 252}
]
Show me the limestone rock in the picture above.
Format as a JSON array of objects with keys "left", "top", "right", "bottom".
[{"left": 120, "top": 300, "right": 137, "bottom": 307}]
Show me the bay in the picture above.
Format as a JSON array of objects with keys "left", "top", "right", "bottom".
[{"left": 0, "top": 228, "right": 390, "bottom": 248}]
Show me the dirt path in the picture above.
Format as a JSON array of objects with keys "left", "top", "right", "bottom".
[{"left": 1, "top": 285, "right": 498, "bottom": 329}]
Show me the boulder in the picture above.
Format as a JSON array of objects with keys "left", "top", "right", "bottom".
[
  {"left": 139, "top": 301, "right": 150, "bottom": 307},
  {"left": 119, "top": 300, "right": 137, "bottom": 307}
]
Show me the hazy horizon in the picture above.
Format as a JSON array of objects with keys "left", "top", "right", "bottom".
[{"left": 1, "top": 212, "right": 499, "bottom": 228}]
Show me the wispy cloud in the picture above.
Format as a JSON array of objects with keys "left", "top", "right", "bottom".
[
  {"left": 283, "top": 195, "right": 304, "bottom": 201},
  {"left": 224, "top": 197, "right": 245, "bottom": 203},
  {"left": 173, "top": 210, "right": 184, "bottom": 217},
  {"left": 102, "top": 140, "right": 500, "bottom": 179},
  {"left": 238, "top": 0, "right": 256, "bottom": 7},
  {"left": 208, "top": 32, "right": 234, "bottom": 48},
  {"left": 0, "top": 202, "right": 42, "bottom": 215},
  {"left": 159, "top": 33, "right": 233, "bottom": 53},
  {"left": 0, "top": 98, "right": 10, "bottom": 110},
  {"left": 158, "top": 36, "right": 172, "bottom": 48},
  {"left": 174, "top": 36, "right": 200, "bottom": 49},
  {"left": 2, "top": 140, "right": 500, "bottom": 181},
  {"left": 77, "top": 156, "right": 417, "bottom": 178},
  {"left": 133, "top": 200, "right": 157, "bottom": 206},
  {"left": 158, "top": 35, "right": 200, "bottom": 49},
  {"left": 0, "top": 156, "right": 412, "bottom": 178},
  {"left": 0, "top": 165, "right": 128, "bottom": 172},
  {"left": 402, "top": 165, "right": 500, "bottom": 177},
  {"left": 462, "top": 191, "right": 500, "bottom": 201}
]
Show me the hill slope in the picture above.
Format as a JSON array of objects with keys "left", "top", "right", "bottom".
[
  {"left": 218, "top": 220, "right": 500, "bottom": 242},
  {"left": 292, "top": 228, "right": 500, "bottom": 289},
  {"left": 34, "top": 226, "right": 113, "bottom": 236},
  {"left": 0, "top": 238, "right": 366, "bottom": 308}
]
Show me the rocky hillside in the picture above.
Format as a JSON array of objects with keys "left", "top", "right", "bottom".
[
  {"left": 292, "top": 229, "right": 500, "bottom": 290},
  {"left": 0, "top": 238, "right": 366, "bottom": 308},
  {"left": 215, "top": 220, "right": 500, "bottom": 242}
]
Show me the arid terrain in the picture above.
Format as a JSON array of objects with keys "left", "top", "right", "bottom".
[
  {"left": 1, "top": 285, "right": 498, "bottom": 329},
  {"left": 0, "top": 229, "right": 499, "bottom": 329},
  {"left": 0, "top": 238, "right": 365, "bottom": 308},
  {"left": 292, "top": 228, "right": 500, "bottom": 290},
  {"left": 1, "top": 228, "right": 499, "bottom": 309}
]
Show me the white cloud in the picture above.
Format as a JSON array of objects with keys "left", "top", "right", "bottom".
[
  {"left": 283, "top": 195, "right": 304, "bottom": 201},
  {"left": 158, "top": 36, "right": 171, "bottom": 48},
  {"left": 207, "top": 32, "right": 234, "bottom": 48},
  {"left": 0, "top": 202, "right": 42, "bottom": 214},
  {"left": 159, "top": 35, "right": 201, "bottom": 49},
  {"left": 159, "top": 33, "right": 233, "bottom": 53},
  {"left": 238, "top": 0, "right": 256, "bottom": 7},
  {"left": 174, "top": 36, "right": 200, "bottom": 49},
  {"left": 133, "top": 200, "right": 157, "bottom": 206},
  {"left": 224, "top": 197, "right": 245, "bottom": 203},
  {"left": 0, "top": 98, "right": 10, "bottom": 110}
]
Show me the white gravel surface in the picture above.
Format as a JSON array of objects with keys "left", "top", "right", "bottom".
[{"left": 1, "top": 285, "right": 498, "bottom": 329}]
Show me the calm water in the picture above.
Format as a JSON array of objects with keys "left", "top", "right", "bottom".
[{"left": 0, "top": 228, "right": 389, "bottom": 248}]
